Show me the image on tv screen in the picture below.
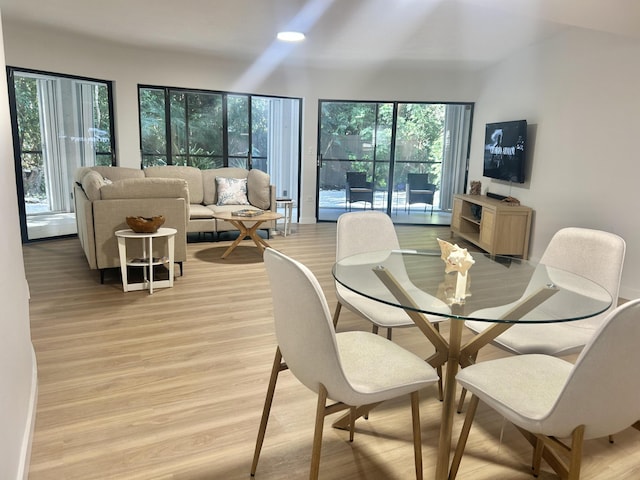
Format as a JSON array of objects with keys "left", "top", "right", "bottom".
[{"left": 483, "top": 120, "right": 526, "bottom": 183}]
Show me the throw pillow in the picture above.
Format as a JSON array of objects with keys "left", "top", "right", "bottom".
[
  {"left": 247, "top": 169, "right": 271, "bottom": 210},
  {"left": 216, "top": 177, "right": 250, "bottom": 206}
]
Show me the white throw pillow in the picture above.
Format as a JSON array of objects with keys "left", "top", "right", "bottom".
[{"left": 216, "top": 177, "right": 250, "bottom": 206}]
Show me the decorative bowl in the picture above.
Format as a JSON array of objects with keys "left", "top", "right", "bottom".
[{"left": 126, "top": 215, "right": 165, "bottom": 233}]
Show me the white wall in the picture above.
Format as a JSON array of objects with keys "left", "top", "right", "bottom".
[
  {"left": 0, "top": 12, "right": 38, "bottom": 480},
  {"left": 469, "top": 28, "right": 640, "bottom": 299}
]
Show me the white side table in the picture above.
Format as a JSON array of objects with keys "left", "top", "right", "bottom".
[
  {"left": 115, "top": 227, "right": 177, "bottom": 294},
  {"left": 276, "top": 198, "right": 294, "bottom": 236}
]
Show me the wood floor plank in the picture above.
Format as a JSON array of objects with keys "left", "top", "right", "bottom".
[{"left": 23, "top": 224, "right": 640, "bottom": 479}]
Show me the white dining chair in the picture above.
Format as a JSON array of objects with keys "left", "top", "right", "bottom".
[
  {"left": 250, "top": 248, "right": 439, "bottom": 480},
  {"left": 333, "top": 211, "right": 448, "bottom": 399},
  {"left": 456, "top": 228, "right": 626, "bottom": 412},
  {"left": 464, "top": 227, "right": 626, "bottom": 356},
  {"left": 333, "top": 211, "right": 447, "bottom": 340},
  {"left": 450, "top": 298, "right": 640, "bottom": 480}
]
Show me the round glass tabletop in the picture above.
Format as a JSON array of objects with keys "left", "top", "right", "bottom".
[{"left": 333, "top": 249, "right": 612, "bottom": 323}]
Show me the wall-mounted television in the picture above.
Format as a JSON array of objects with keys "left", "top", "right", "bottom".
[{"left": 483, "top": 119, "right": 527, "bottom": 183}]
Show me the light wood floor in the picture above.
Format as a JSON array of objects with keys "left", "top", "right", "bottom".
[{"left": 23, "top": 224, "right": 640, "bottom": 480}]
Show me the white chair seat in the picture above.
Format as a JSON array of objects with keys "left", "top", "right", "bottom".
[
  {"left": 456, "top": 354, "right": 572, "bottom": 434},
  {"left": 336, "top": 331, "right": 439, "bottom": 404}
]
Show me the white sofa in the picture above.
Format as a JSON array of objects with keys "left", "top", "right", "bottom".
[{"left": 74, "top": 165, "right": 276, "bottom": 280}]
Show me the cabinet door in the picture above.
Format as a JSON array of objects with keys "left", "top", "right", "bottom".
[
  {"left": 452, "top": 198, "right": 462, "bottom": 231},
  {"left": 479, "top": 208, "right": 496, "bottom": 250}
]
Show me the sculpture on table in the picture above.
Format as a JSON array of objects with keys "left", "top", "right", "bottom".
[{"left": 437, "top": 238, "right": 475, "bottom": 303}]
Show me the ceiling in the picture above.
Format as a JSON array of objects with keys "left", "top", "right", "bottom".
[{"left": 1, "top": 0, "right": 639, "bottom": 70}]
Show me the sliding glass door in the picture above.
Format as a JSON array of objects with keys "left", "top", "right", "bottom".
[
  {"left": 317, "top": 101, "right": 391, "bottom": 219},
  {"left": 317, "top": 100, "right": 472, "bottom": 225},
  {"left": 8, "top": 68, "right": 115, "bottom": 241}
]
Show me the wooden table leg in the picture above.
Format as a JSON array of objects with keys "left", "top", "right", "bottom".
[
  {"left": 245, "top": 221, "right": 270, "bottom": 252},
  {"left": 221, "top": 219, "right": 269, "bottom": 258},
  {"left": 221, "top": 221, "right": 249, "bottom": 258},
  {"left": 436, "top": 318, "right": 463, "bottom": 480}
]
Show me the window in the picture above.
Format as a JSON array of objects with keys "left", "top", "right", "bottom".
[
  {"left": 7, "top": 67, "right": 116, "bottom": 241},
  {"left": 139, "top": 86, "right": 302, "bottom": 212}
]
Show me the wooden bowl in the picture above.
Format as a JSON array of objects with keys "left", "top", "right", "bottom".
[{"left": 126, "top": 215, "right": 165, "bottom": 233}]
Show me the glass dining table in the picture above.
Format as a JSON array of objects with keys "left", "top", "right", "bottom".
[{"left": 332, "top": 249, "right": 612, "bottom": 480}]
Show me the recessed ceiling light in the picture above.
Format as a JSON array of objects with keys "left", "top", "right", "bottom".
[{"left": 277, "top": 31, "right": 305, "bottom": 42}]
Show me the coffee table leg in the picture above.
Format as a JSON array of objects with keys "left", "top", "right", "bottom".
[
  {"left": 246, "top": 221, "right": 270, "bottom": 252},
  {"left": 221, "top": 221, "right": 250, "bottom": 259},
  {"left": 221, "top": 219, "right": 269, "bottom": 258}
]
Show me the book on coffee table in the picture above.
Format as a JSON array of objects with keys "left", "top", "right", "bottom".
[{"left": 231, "top": 209, "right": 264, "bottom": 217}]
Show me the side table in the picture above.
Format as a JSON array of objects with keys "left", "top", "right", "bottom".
[
  {"left": 276, "top": 198, "right": 294, "bottom": 236},
  {"left": 115, "top": 227, "right": 177, "bottom": 294}
]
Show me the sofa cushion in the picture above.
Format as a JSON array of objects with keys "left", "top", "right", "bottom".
[
  {"left": 81, "top": 170, "right": 107, "bottom": 201},
  {"left": 203, "top": 168, "right": 249, "bottom": 205},
  {"left": 189, "top": 204, "right": 216, "bottom": 219},
  {"left": 216, "top": 177, "right": 250, "bottom": 205},
  {"left": 100, "top": 178, "right": 189, "bottom": 202},
  {"left": 145, "top": 166, "right": 204, "bottom": 204},
  {"left": 247, "top": 169, "right": 271, "bottom": 210}
]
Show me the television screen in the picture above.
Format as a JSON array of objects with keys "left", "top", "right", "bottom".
[{"left": 483, "top": 120, "right": 527, "bottom": 183}]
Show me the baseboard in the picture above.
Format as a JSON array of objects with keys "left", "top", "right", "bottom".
[{"left": 16, "top": 346, "right": 38, "bottom": 480}]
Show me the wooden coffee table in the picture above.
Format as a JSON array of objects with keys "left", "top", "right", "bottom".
[{"left": 213, "top": 210, "right": 282, "bottom": 259}]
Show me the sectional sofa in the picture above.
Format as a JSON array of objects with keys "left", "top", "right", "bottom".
[{"left": 74, "top": 165, "right": 276, "bottom": 280}]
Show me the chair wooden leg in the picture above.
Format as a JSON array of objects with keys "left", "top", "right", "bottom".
[
  {"left": 310, "top": 384, "right": 329, "bottom": 480},
  {"left": 449, "top": 394, "right": 479, "bottom": 479},
  {"left": 434, "top": 323, "right": 443, "bottom": 401},
  {"left": 456, "top": 352, "right": 478, "bottom": 413},
  {"left": 372, "top": 325, "right": 379, "bottom": 335},
  {"left": 332, "top": 302, "right": 342, "bottom": 329},
  {"left": 567, "top": 426, "right": 585, "bottom": 480},
  {"left": 387, "top": 328, "right": 393, "bottom": 340},
  {"left": 517, "top": 424, "right": 585, "bottom": 480},
  {"left": 457, "top": 388, "right": 468, "bottom": 413},
  {"left": 250, "top": 347, "right": 286, "bottom": 477},
  {"left": 532, "top": 435, "right": 544, "bottom": 476},
  {"left": 411, "top": 391, "right": 423, "bottom": 480},
  {"left": 349, "top": 407, "right": 356, "bottom": 442}
]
